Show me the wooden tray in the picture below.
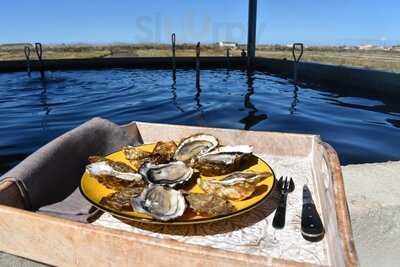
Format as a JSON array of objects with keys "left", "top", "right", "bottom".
[{"left": 0, "top": 122, "right": 359, "bottom": 267}]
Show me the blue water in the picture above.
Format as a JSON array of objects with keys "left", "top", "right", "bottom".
[{"left": 1, "top": 68, "right": 399, "bottom": 174}]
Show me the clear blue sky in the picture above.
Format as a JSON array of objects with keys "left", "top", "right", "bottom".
[{"left": 1, "top": 0, "right": 398, "bottom": 46}]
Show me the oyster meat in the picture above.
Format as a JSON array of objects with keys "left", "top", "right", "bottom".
[
  {"left": 100, "top": 187, "right": 143, "bottom": 211},
  {"left": 86, "top": 156, "right": 145, "bottom": 190},
  {"left": 153, "top": 141, "right": 178, "bottom": 162},
  {"left": 131, "top": 185, "right": 186, "bottom": 221},
  {"left": 194, "top": 145, "right": 253, "bottom": 176},
  {"left": 198, "top": 171, "right": 270, "bottom": 200},
  {"left": 139, "top": 161, "right": 194, "bottom": 187},
  {"left": 123, "top": 142, "right": 177, "bottom": 169},
  {"left": 122, "top": 146, "right": 152, "bottom": 161},
  {"left": 87, "top": 156, "right": 143, "bottom": 182},
  {"left": 174, "top": 133, "right": 219, "bottom": 163},
  {"left": 185, "top": 192, "right": 236, "bottom": 217},
  {"left": 122, "top": 146, "right": 154, "bottom": 169}
]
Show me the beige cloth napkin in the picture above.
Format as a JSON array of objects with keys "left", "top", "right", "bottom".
[{"left": 0, "top": 117, "right": 142, "bottom": 223}]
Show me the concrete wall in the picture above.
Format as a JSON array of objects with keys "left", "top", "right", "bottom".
[
  {"left": 256, "top": 58, "right": 400, "bottom": 96},
  {"left": 1, "top": 56, "right": 399, "bottom": 96}
]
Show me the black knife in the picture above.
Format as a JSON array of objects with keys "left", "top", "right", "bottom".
[{"left": 301, "top": 185, "right": 325, "bottom": 242}]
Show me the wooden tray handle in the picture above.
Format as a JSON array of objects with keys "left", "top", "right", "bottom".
[{"left": 321, "top": 142, "right": 359, "bottom": 267}]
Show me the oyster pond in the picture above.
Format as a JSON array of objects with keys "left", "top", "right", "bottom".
[{"left": 1, "top": 68, "right": 400, "bottom": 175}]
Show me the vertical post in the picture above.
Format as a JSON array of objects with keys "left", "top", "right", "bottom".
[{"left": 247, "top": 0, "right": 257, "bottom": 67}]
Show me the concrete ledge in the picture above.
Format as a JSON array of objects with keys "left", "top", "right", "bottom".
[
  {"left": 0, "top": 252, "right": 47, "bottom": 266},
  {"left": 343, "top": 161, "right": 400, "bottom": 267}
]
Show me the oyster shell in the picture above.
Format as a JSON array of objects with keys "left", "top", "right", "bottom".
[
  {"left": 100, "top": 187, "right": 143, "bottom": 211},
  {"left": 86, "top": 156, "right": 145, "bottom": 190},
  {"left": 139, "top": 161, "right": 193, "bottom": 187},
  {"left": 197, "top": 171, "right": 270, "bottom": 200},
  {"left": 185, "top": 192, "right": 236, "bottom": 217},
  {"left": 174, "top": 134, "right": 219, "bottom": 163},
  {"left": 131, "top": 185, "right": 186, "bottom": 221},
  {"left": 194, "top": 145, "right": 253, "bottom": 176}
]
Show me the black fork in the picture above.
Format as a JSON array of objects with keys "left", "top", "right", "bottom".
[{"left": 272, "top": 176, "right": 295, "bottom": 229}]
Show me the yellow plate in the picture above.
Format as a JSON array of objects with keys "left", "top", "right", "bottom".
[{"left": 80, "top": 143, "right": 276, "bottom": 225}]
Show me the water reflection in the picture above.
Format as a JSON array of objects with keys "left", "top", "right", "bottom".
[
  {"left": 194, "top": 68, "right": 206, "bottom": 125},
  {"left": 170, "top": 69, "right": 184, "bottom": 112},
  {"left": 239, "top": 70, "right": 268, "bottom": 130},
  {"left": 39, "top": 80, "right": 51, "bottom": 131},
  {"left": 223, "top": 68, "right": 231, "bottom": 83},
  {"left": 289, "top": 85, "right": 299, "bottom": 115},
  {"left": 387, "top": 118, "right": 400, "bottom": 128}
]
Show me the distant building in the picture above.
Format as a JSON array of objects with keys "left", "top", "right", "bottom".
[
  {"left": 358, "top": 44, "right": 376, "bottom": 50},
  {"left": 391, "top": 46, "right": 400, "bottom": 52},
  {"left": 218, "top": 42, "right": 238, "bottom": 48},
  {"left": 286, "top": 43, "right": 308, "bottom": 48}
]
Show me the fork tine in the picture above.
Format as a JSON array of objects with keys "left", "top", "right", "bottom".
[
  {"left": 278, "top": 176, "right": 283, "bottom": 189},
  {"left": 284, "top": 177, "right": 288, "bottom": 191},
  {"left": 289, "top": 178, "right": 295, "bottom": 191}
]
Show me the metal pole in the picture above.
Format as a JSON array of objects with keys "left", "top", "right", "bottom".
[
  {"left": 226, "top": 48, "right": 231, "bottom": 68},
  {"left": 35, "top": 42, "right": 45, "bottom": 80},
  {"left": 196, "top": 42, "right": 201, "bottom": 88},
  {"left": 292, "top": 43, "right": 304, "bottom": 84},
  {"left": 24, "top": 46, "right": 31, "bottom": 77},
  {"left": 247, "top": 0, "right": 257, "bottom": 67},
  {"left": 171, "top": 33, "right": 176, "bottom": 81}
]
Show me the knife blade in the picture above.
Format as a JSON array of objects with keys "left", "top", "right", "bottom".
[{"left": 301, "top": 185, "right": 325, "bottom": 242}]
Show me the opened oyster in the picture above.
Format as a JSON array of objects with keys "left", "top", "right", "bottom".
[
  {"left": 131, "top": 185, "right": 186, "bottom": 221},
  {"left": 123, "top": 142, "right": 177, "bottom": 169},
  {"left": 86, "top": 156, "right": 145, "bottom": 190},
  {"left": 153, "top": 141, "right": 177, "bottom": 162},
  {"left": 198, "top": 171, "right": 270, "bottom": 200},
  {"left": 185, "top": 192, "right": 236, "bottom": 217},
  {"left": 194, "top": 145, "right": 253, "bottom": 176},
  {"left": 174, "top": 133, "right": 219, "bottom": 163},
  {"left": 123, "top": 146, "right": 156, "bottom": 169},
  {"left": 122, "top": 146, "right": 152, "bottom": 161},
  {"left": 100, "top": 187, "right": 143, "bottom": 211},
  {"left": 139, "top": 161, "right": 193, "bottom": 187}
]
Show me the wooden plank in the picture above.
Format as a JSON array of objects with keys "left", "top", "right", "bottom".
[
  {"left": 131, "top": 121, "right": 315, "bottom": 157},
  {"left": 322, "top": 143, "right": 359, "bottom": 267},
  {"left": 0, "top": 205, "right": 316, "bottom": 267}
]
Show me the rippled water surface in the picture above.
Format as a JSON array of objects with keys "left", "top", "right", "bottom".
[{"left": 1, "top": 68, "right": 399, "bottom": 174}]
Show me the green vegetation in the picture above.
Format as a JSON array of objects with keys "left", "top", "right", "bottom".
[{"left": 1, "top": 43, "right": 399, "bottom": 73}]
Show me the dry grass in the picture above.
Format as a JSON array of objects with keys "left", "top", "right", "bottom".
[{"left": 1, "top": 44, "right": 399, "bottom": 73}]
